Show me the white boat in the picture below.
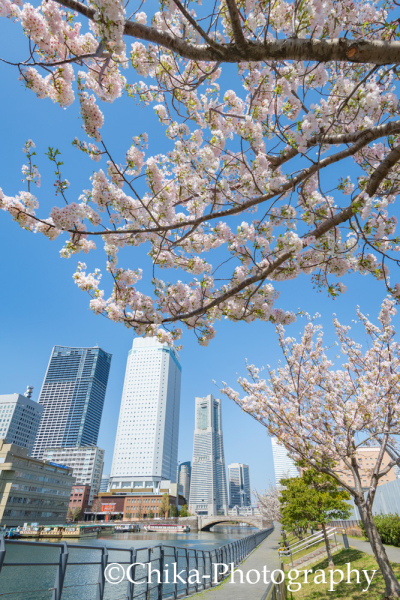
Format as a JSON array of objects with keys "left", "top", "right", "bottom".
[{"left": 143, "top": 523, "right": 190, "bottom": 533}]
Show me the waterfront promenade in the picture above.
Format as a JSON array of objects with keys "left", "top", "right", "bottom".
[{"left": 194, "top": 525, "right": 281, "bottom": 600}]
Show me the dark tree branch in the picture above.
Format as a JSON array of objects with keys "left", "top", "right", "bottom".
[{"left": 53, "top": 0, "right": 400, "bottom": 65}]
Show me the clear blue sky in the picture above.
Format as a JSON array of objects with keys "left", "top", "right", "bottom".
[{"left": 1, "top": 13, "right": 397, "bottom": 495}]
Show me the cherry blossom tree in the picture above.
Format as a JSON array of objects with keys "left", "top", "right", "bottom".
[
  {"left": 254, "top": 483, "right": 282, "bottom": 521},
  {"left": 222, "top": 296, "right": 400, "bottom": 596},
  {"left": 2, "top": 1, "right": 400, "bottom": 344}
]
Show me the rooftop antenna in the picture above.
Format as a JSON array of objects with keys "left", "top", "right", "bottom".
[{"left": 24, "top": 386, "right": 33, "bottom": 399}]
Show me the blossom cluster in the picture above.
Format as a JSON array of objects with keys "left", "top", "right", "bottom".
[{"left": 1, "top": 0, "right": 400, "bottom": 343}]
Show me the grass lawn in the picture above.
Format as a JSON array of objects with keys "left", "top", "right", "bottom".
[{"left": 287, "top": 548, "right": 400, "bottom": 599}]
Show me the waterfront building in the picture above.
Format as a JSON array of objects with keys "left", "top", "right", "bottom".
[
  {"left": 271, "top": 437, "right": 300, "bottom": 485},
  {"left": 99, "top": 474, "right": 110, "bottom": 493},
  {"left": 336, "top": 447, "right": 396, "bottom": 489},
  {"left": 189, "top": 395, "right": 228, "bottom": 516},
  {"left": 228, "top": 463, "right": 251, "bottom": 507},
  {"left": 31, "top": 346, "right": 112, "bottom": 459},
  {"left": 0, "top": 389, "right": 43, "bottom": 454},
  {"left": 43, "top": 446, "right": 104, "bottom": 503},
  {"left": 0, "top": 440, "right": 74, "bottom": 526},
  {"left": 90, "top": 488, "right": 185, "bottom": 521},
  {"left": 177, "top": 461, "right": 191, "bottom": 503},
  {"left": 109, "top": 338, "right": 181, "bottom": 491},
  {"left": 69, "top": 484, "right": 91, "bottom": 514}
]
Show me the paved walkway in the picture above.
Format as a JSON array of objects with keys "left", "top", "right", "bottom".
[
  {"left": 194, "top": 526, "right": 281, "bottom": 600},
  {"left": 349, "top": 537, "right": 400, "bottom": 564}
]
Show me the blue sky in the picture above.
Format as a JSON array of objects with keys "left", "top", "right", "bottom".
[{"left": 1, "top": 12, "right": 398, "bottom": 496}]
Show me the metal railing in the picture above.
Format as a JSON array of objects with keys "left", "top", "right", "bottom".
[
  {"left": 279, "top": 527, "right": 338, "bottom": 556},
  {"left": 0, "top": 527, "right": 273, "bottom": 600}
]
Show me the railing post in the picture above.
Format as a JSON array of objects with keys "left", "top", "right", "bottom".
[
  {"left": 342, "top": 532, "right": 349, "bottom": 550},
  {"left": 52, "top": 541, "right": 69, "bottom": 600},
  {"left": 128, "top": 548, "right": 136, "bottom": 600},
  {"left": 195, "top": 549, "right": 200, "bottom": 592},
  {"left": 173, "top": 546, "right": 178, "bottom": 599},
  {"left": 96, "top": 545, "right": 108, "bottom": 600},
  {"left": 157, "top": 545, "right": 164, "bottom": 600},
  {"left": 0, "top": 536, "right": 6, "bottom": 575},
  {"left": 185, "top": 548, "right": 190, "bottom": 597}
]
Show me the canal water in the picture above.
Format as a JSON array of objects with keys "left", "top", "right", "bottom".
[{"left": 0, "top": 526, "right": 258, "bottom": 600}]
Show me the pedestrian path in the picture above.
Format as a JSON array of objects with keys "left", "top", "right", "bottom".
[
  {"left": 194, "top": 526, "right": 281, "bottom": 600},
  {"left": 349, "top": 537, "right": 400, "bottom": 564}
]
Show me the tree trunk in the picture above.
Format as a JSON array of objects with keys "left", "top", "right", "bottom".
[
  {"left": 357, "top": 502, "right": 400, "bottom": 598},
  {"left": 321, "top": 523, "right": 334, "bottom": 568}
]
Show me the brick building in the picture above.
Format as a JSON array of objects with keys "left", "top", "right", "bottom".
[{"left": 69, "top": 484, "right": 91, "bottom": 512}]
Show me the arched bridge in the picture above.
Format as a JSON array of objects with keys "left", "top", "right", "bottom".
[{"left": 198, "top": 515, "right": 271, "bottom": 531}]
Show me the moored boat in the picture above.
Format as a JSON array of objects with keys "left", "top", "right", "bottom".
[
  {"left": 99, "top": 525, "right": 115, "bottom": 535},
  {"left": 115, "top": 523, "right": 140, "bottom": 532},
  {"left": 62, "top": 525, "right": 100, "bottom": 538},
  {"left": 143, "top": 523, "right": 190, "bottom": 533},
  {"left": 19, "top": 526, "right": 42, "bottom": 538},
  {"left": 40, "top": 526, "right": 63, "bottom": 538}
]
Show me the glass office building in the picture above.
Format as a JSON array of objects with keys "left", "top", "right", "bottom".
[{"left": 31, "top": 346, "right": 111, "bottom": 459}]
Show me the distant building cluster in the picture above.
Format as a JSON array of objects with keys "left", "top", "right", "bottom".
[
  {"left": 2, "top": 335, "right": 399, "bottom": 529},
  {"left": 0, "top": 338, "right": 260, "bottom": 528}
]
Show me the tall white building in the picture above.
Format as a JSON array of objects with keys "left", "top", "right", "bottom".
[
  {"left": 0, "top": 390, "right": 43, "bottom": 453},
  {"left": 109, "top": 338, "right": 181, "bottom": 491},
  {"left": 43, "top": 446, "right": 104, "bottom": 503},
  {"left": 271, "top": 437, "right": 299, "bottom": 485},
  {"left": 228, "top": 463, "right": 251, "bottom": 507},
  {"left": 189, "top": 395, "right": 228, "bottom": 516}
]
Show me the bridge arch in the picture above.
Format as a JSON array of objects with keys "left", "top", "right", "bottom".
[{"left": 199, "top": 516, "right": 263, "bottom": 531}]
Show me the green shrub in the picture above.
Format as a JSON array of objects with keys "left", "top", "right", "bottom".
[{"left": 360, "top": 514, "right": 400, "bottom": 547}]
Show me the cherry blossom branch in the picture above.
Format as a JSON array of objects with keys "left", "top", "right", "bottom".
[{"left": 52, "top": 0, "right": 400, "bottom": 65}]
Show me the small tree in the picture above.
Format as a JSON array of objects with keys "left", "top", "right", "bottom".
[
  {"left": 159, "top": 494, "right": 170, "bottom": 518},
  {"left": 148, "top": 510, "right": 154, "bottom": 519},
  {"left": 180, "top": 504, "right": 189, "bottom": 517},
  {"left": 136, "top": 500, "right": 143, "bottom": 520},
  {"left": 91, "top": 498, "right": 102, "bottom": 521},
  {"left": 223, "top": 298, "right": 400, "bottom": 597},
  {"left": 254, "top": 483, "right": 282, "bottom": 522},
  {"left": 280, "top": 470, "right": 351, "bottom": 568},
  {"left": 72, "top": 507, "right": 82, "bottom": 523},
  {"left": 170, "top": 504, "right": 178, "bottom": 518}
]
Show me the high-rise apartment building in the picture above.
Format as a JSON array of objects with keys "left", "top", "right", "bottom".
[
  {"left": 228, "top": 463, "right": 251, "bottom": 508},
  {"left": 0, "top": 390, "right": 43, "bottom": 453},
  {"left": 177, "top": 461, "right": 191, "bottom": 503},
  {"left": 109, "top": 338, "right": 181, "bottom": 491},
  {"left": 32, "top": 346, "right": 111, "bottom": 459},
  {"left": 271, "top": 437, "right": 299, "bottom": 485},
  {"left": 43, "top": 446, "right": 104, "bottom": 504},
  {"left": 189, "top": 395, "right": 228, "bottom": 516}
]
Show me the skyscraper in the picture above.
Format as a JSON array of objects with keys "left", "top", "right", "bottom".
[
  {"left": 177, "top": 461, "right": 191, "bottom": 503},
  {"left": 271, "top": 437, "right": 299, "bottom": 485},
  {"left": 228, "top": 463, "right": 251, "bottom": 508},
  {"left": 109, "top": 338, "right": 181, "bottom": 491},
  {"left": 189, "top": 395, "right": 228, "bottom": 516},
  {"left": 31, "top": 346, "right": 111, "bottom": 459},
  {"left": 0, "top": 389, "right": 43, "bottom": 453}
]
